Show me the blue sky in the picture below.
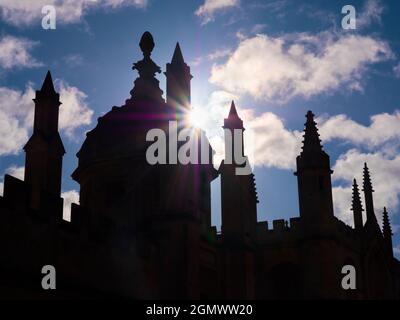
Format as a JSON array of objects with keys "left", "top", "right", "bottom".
[{"left": 0, "top": 0, "right": 399, "bottom": 258}]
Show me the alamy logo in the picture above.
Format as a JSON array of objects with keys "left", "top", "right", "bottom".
[
  {"left": 41, "top": 265, "right": 56, "bottom": 290},
  {"left": 341, "top": 265, "right": 356, "bottom": 290},
  {"left": 145, "top": 121, "right": 252, "bottom": 175},
  {"left": 42, "top": 5, "right": 56, "bottom": 30},
  {"left": 341, "top": 5, "right": 356, "bottom": 30}
]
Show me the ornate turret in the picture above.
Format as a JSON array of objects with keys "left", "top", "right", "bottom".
[
  {"left": 219, "top": 101, "right": 257, "bottom": 298},
  {"left": 351, "top": 179, "right": 363, "bottom": 230},
  {"left": 224, "top": 100, "right": 244, "bottom": 130},
  {"left": 222, "top": 101, "right": 245, "bottom": 164},
  {"left": 382, "top": 207, "right": 393, "bottom": 258},
  {"left": 295, "top": 111, "right": 334, "bottom": 225},
  {"left": 301, "top": 111, "right": 323, "bottom": 155},
  {"left": 165, "top": 42, "right": 192, "bottom": 116},
  {"left": 24, "top": 71, "right": 65, "bottom": 209},
  {"left": 220, "top": 101, "right": 257, "bottom": 244},
  {"left": 73, "top": 32, "right": 169, "bottom": 219},
  {"left": 127, "top": 31, "right": 164, "bottom": 104}
]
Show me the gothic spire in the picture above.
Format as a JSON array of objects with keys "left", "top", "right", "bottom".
[
  {"left": 165, "top": 41, "right": 192, "bottom": 111},
  {"left": 223, "top": 101, "right": 244, "bottom": 129},
  {"left": 24, "top": 70, "right": 65, "bottom": 207},
  {"left": 295, "top": 110, "right": 334, "bottom": 223},
  {"left": 382, "top": 207, "right": 394, "bottom": 258},
  {"left": 363, "top": 162, "right": 374, "bottom": 192},
  {"left": 229, "top": 100, "right": 239, "bottom": 117},
  {"left": 171, "top": 42, "right": 184, "bottom": 65},
  {"left": 382, "top": 207, "right": 393, "bottom": 238},
  {"left": 41, "top": 70, "right": 56, "bottom": 93},
  {"left": 351, "top": 179, "right": 363, "bottom": 230},
  {"left": 301, "top": 111, "right": 323, "bottom": 154},
  {"left": 363, "top": 163, "right": 377, "bottom": 223}
]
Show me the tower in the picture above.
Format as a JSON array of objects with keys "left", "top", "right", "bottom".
[
  {"left": 382, "top": 207, "right": 393, "bottom": 258},
  {"left": 363, "top": 163, "right": 377, "bottom": 223},
  {"left": 220, "top": 101, "right": 257, "bottom": 241},
  {"left": 351, "top": 179, "right": 364, "bottom": 230},
  {"left": 219, "top": 101, "right": 258, "bottom": 299},
  {"left": 224, "top": 101, "right": 244, "bottom": 162},
  {"left": 165, "top": 42, "right": 192, "bottom": 115},
  {"left": 24, "top": 71, "right": 65, "bottom": 208},
  {"left": 295, "top": 111, "right": 334, "bottom": 225}
]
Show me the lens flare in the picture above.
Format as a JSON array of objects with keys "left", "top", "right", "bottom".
[{"left": 188, "top": 107, "right": 208, "bottom": 129}]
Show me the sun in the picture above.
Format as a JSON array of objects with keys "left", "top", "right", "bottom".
[{"left": 187, "top": 107, "right": 208, "bottom": 130}]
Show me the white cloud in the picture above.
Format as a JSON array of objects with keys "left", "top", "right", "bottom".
[
  {"left": 208, "top": 48, "right": 232, "bottom": 61},
  {"left": 63, "top": 54, "right": 84, "bottom": 67},
  {"left": 193, "top": 91, "right": 301, "bottom": 170},
  {"left": 191, "top": 90, "right": 238, "bottom": 165},
  {"left": 61, "top": 190, "right": 79, "bottom": 221},
  {"left": 394, "top": 63, "right": 400, "bottom": 78},
  {"left": 195, "top": 0, "right": 239, "bottom": 25},
  {"left": 0, "top": 35, "right": 41, "bottom": 69},
  {"left": 247, "top": 112, "right": 301, "bottom": 169},
  {"left": 251, "top": 24, "right": 267, "bottom": 34},
  {"left": 316, "top": 111, "right": 400, "bottom": 226},
  {"left": 190, "top": 56, "right": 204, "bottom": 67},
  {"left": 0, "top": 80, "right": 93, "bottom": 156},
  {"left": 191, "top": 48, "right": 232, "bottom": 67},
  {"left": 57, "top": 81, "right": 94, "bottom": 138},
  {"left": 357, "top": 0, "right": 384, "bottom": 29},
  {"left": 0, "top": 85, "right": 35, "bottom": 155},
  {"left": 332, "top": 149, "right": 400, "bottom": 228},
  {"left": 5, "top": 165, "right": 24, "bottom": 180},
  {"left": 332, "top": 185, "right": 353, "bottom": 226},
  {"left": 0, "top": 165, "right": 24, "bottom": 196},
  {"left": 394, "top": 245, "right": 400, "bottom": 259},
  {"left": 318, "top": 111, "right": 400, "bottom": 148},
  {"left": 103, "top": 0, "right": 147, "bottom": 8},
  {"left": 0, "top": 0, "right": 148, "bottom": 26},
  {"left": 210, "top": 32, "right": 392, "bottom": 103},
  {"left": 192, "top": 90, "right": 238, "bottom": 137}
]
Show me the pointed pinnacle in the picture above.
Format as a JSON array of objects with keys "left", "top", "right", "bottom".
[
  {"left": 41, "top": 70, "right": 56, "bottom": 93},
  {"left": 382, "top": 207, "right": 392, "bottom": 235},
  {"left": 171, "top": 42, "right": 185, "bottom": 65},
  {"left": 352, "top": 179, "right": 363, "bottom": 212},
  {"left": 306, "top": 110, "right": 314, "bottom": 121},
  {"left": 223, "top": 100, "right": 244, "bottom": 129},
  {"left": 301, "top": 110, "right": 323, "bottom": 153},
  {"left": 229, "top": 100, "right": 239, "bottom": 117},
  {"left": 363, "top": 162, "right": 374, "bottom": 192}
]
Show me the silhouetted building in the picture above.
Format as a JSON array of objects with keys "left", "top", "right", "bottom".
[{"left": 0, "top": 32, "right": 399, "bottom": 299}]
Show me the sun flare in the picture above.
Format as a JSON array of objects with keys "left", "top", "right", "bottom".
[{"left": 188, "top": 107, "right": 208, "bottom": 129}]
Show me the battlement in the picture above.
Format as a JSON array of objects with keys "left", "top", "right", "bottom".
[
  {"left": 0, "top": 172, "right": 146, "bottom": 253},
  {"left": 0, "top": 173, "right": 76, "bottom": 232},
  {"left": 256, "top": 217, "right": 303, "bottom": 244},
  {"left": 257, "top": 217, "right": 302, "bottom": 233},
  {"left": 2, "top": 174, "right": 29, "bottom": 210}
]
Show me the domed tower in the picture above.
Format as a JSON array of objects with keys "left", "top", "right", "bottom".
[
  {"left": 72, "top": 32, "right": 217, "bottom": 298},
  {"left": 72, "top": 32, "right": 170, "bottom": 230}
]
